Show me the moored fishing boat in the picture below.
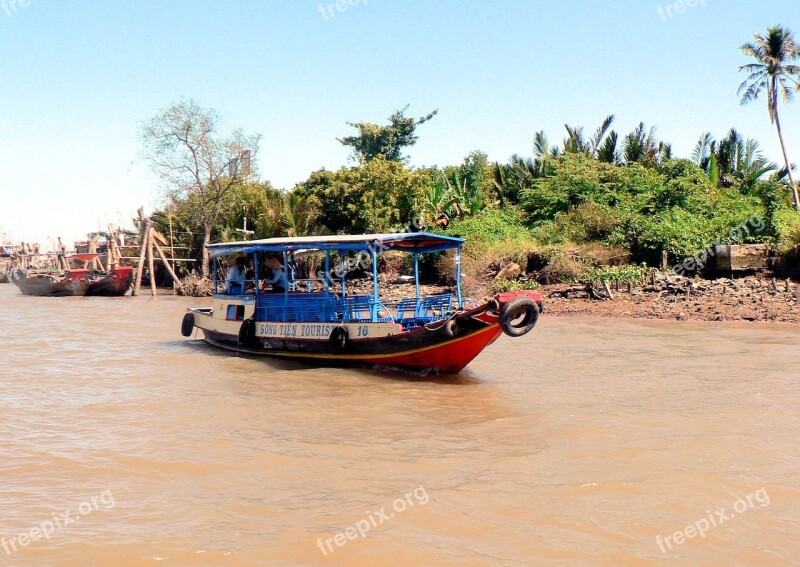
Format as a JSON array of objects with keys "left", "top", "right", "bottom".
[
  {"left": 86, "top": 266, "right": 135, "bottom": 296},
  {"left": 0, "top": 245, "right": 13, "bottom": 283},
  {"left": 11, "top": 254, "right": 134, "bottom": 297},
  {"left": 181, "top": 233, "right": 543, "bottom": 373},
  {"left": 11, "top": 268, "right": 92, "bottom": 297}
]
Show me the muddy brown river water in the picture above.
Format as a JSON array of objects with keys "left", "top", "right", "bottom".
[{"left": 0, "top": 283, "right": 798, "bottom": 566}]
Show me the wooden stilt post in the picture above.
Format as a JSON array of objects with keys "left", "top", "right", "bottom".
[
  {"left": 107, "top": 225, "right": 117, "bottom": 271},
  {"left": 57, "top": 237, "right": 68, "bottom": 271},
  {"left": 88, "top": 235, "right": 99, "bottom": 271},
  {"left": 132, "top": 220, "right": 150, "bottom": 297},
  {"left": 96, "top": 235, "right": 107, "bottom": 272},
  {"left": 153, "top": 240, "right": 182, "bottom": 292},
  {"left": 147, "top": 226, "right": 157, "bottom": 296}
]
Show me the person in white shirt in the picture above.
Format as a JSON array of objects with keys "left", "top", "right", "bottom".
[{"left": 227, "top": 256, "right": 247, "bottom": 294}]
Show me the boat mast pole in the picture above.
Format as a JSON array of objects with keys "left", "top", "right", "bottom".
[
  {"left": 324, "top": 251, "right": 330, "bottom": 294},
  {"left": 254, "top": 252, "right": 259, "bottom": 295},
  {"left": 414, "top": 252, "right": 421, "bottom": 308},
  {"left": 456, "top": 245, "right": 463, "bottom": 308},
  {"left": 341, "top": 253, "right": 347, "bottom": 320},
  {"left": 282, "top": 250, "right": 289, "bottom": 321},
  {"left": 213, "top": 256, "right": 218, "bottom": 294},
  {"left": 372, "top": 245, "right": 379, "bottom": 322}
]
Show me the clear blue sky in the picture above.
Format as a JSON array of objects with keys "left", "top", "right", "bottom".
[{"left": 0, "top": 0, "right": 797, "bottom": 244}]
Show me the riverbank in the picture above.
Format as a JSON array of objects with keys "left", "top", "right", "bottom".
[
  {"left": 173, "top": 271, "right": 800, "bottom": 324},
  {"left": 540, "top": 275, "right": 800, "bottom": 324}
]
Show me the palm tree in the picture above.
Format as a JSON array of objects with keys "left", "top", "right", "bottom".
[
  {"left": 738, "top": 25, "right": 800, "bottom": 209},
  {"left": 589, "top": 115, "right": 616, "bottom": 157},
  {"left": 622, "top": 122, "right": 658, "bottom": 165},
  {"left": 692, "top": 132, "right": 714, "bottom": 171},
  {"left": 281, "top": 193, "right": 328, "bottom": 237}
]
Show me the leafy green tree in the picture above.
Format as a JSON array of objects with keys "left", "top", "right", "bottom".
[
  {"left": 141, "top": 99, "right": 261, "bottom": 275},
  {"left": 281, "top": 192, "right": 328, "bottom": 237},
  {"left": 218, "top": 181, "right": 284, "bottom": 240},
  {"left": 297, "top": 157, "right": 429, "bottom": 233},
  {"left": 739, "top": 25, "right": 800, "bottom": 209},
  {"left": 338, "top": 106, "right": 438, "bottom": 163}
]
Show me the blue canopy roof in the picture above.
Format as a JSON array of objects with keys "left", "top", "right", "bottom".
[{"left": 207, "top": 232, "right": 464, "bottom": 258}]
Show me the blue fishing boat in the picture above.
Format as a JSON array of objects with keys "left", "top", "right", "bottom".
[{"left": 181, "top": 232, "right": 542, "bottom": 373}]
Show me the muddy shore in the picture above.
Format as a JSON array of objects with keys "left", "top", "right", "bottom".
[
  {"left": 540, "top": 276, "right": 800, "bottom": 324},
  {"left": 176, "top": 272, "right": 799, "bottom": 325}
]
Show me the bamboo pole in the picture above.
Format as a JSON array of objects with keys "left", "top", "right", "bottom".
[
  {"left": 147, "top": 226, "right": 157, "bottom": 296},
  {"left": 107, "top": 225, "right": 117, "bottom": 271},
  {"left": 132, "top": 220, "right": 150, "bottom": 296},
  {"left": 57, "top": 237, "right": 68, "bottom": 271},
  {"left": 153, "top": 240, "right": 182, "bottom": 291},
  {"left": 88, "top": 236, "right": 100, "bottom": 271}
]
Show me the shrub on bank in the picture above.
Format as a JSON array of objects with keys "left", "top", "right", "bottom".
[
  {"left": 772, "top": 209, "right": 800, "bottom": 253},
  {"left": 521, "top": 155, "right": 766, "bottom": 267}
]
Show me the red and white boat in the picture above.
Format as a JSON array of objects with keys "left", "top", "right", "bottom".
[
  {"left": 182, "top": 233, "right": 543, "bottom": 374},
  {"left": 12, "top": 253, "right": 134, "bottom": 297}
]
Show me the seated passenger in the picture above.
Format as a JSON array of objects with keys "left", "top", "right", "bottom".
[
  {"left": 244, "top": 269, "right": 256, "bottom": 293},
  {"left": 262, "top": 256, "right": 286, "bottom": 293},
  {"left": 226, "top": 256, "right": 247, "bottom": 294}
]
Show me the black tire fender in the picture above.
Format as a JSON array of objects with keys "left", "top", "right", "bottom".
[
  {"left": 181, "top": 312, "right": 195, "bottom": 337},
  {"left": 499, "top": 297, "right": 539, "bottom": 337},
  {"left": 238, "top": 317, "right": 256, "bottom": 347},
  {"left": 442, "top": 318, "right": 459, "bottom": 337},
  {"left": 329, "top": 326, "right": 349, "bottom": 354}
]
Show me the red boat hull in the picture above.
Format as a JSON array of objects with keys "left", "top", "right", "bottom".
[
  {"left": 196, "top": 291, "right": 543, "bottom": 374},
  {"left": 86, "top": 267, "right": 134, "bottom": 296}
]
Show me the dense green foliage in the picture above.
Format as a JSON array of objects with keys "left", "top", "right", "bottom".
[
  {"left": 522, "top": 155, "right": 770, "bottom": 264},
  {"left": 151, "top": 90, "right": 799, "bottom": 280},
  {"left": 295, "top": 157, "right": 430, "bottom": 233}
]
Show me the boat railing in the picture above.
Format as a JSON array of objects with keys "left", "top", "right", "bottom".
[
  {"left": 419, "top": 293, "right": 454, "bottom": 318},
  {"left": 256, "top": 292, "right": 339, "bottom": 323},
  {"left": 342, "top": 296, "right": 394, "bottom": 323},
  {"left": 251, "top": 290, "right": 455, "bottom": 325},
  {"left": 215, "top": 279, "right": 259, "bottom": 295},
  {"left": 384, "top": 293, "right": 455, "bottom": 326}
]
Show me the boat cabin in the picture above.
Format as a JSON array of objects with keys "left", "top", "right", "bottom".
[{"left": 207, "top": 232, "right": 466, "bottom": 329}]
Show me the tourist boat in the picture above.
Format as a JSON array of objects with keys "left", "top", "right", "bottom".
[{"left": 181, "top": 233, "right": 543, "bottom": 373}]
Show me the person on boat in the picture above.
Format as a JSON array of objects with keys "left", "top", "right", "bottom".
[
  {"left": 244, "top": 269, "right": 256, "bottom": 293},
  {"left": 261, "top": 256, "right": 286, "bottom": 293},
  {"left": 226, "top": 256, "right": 247, "bottom": 294}
]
